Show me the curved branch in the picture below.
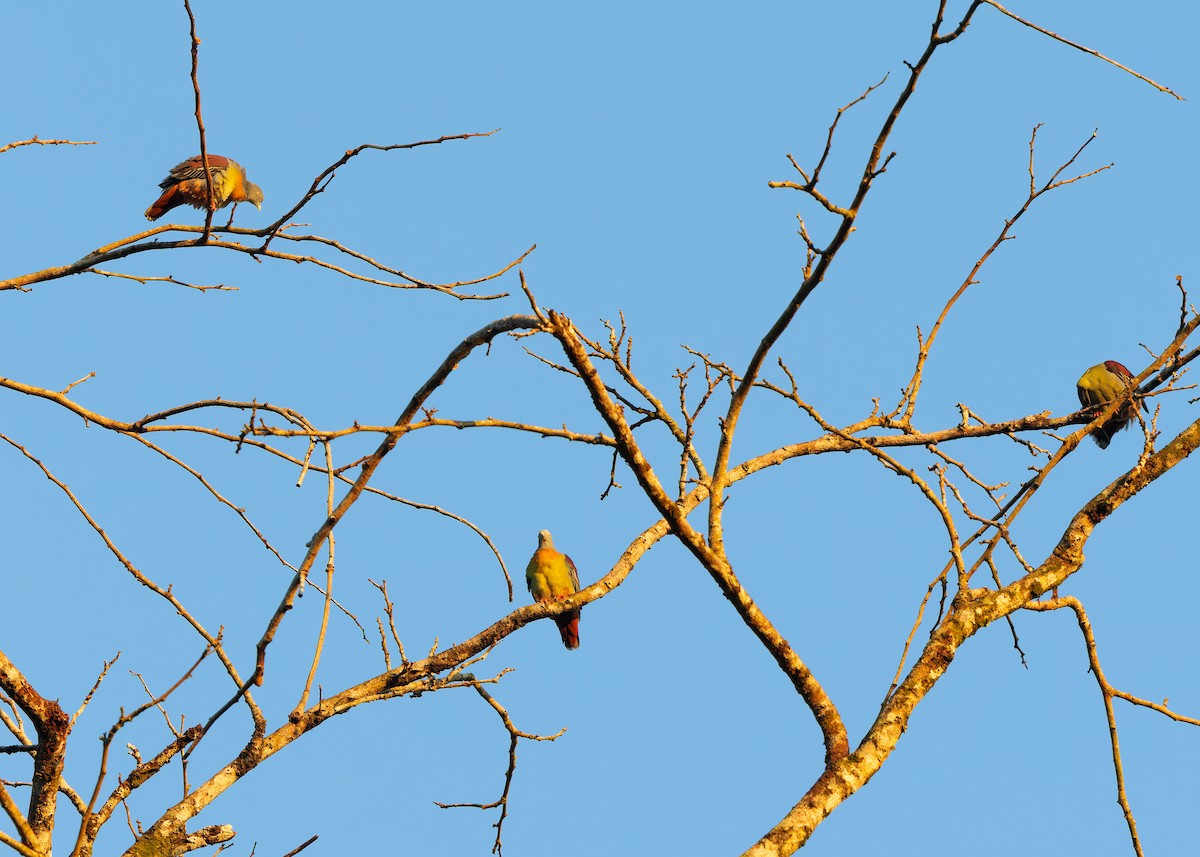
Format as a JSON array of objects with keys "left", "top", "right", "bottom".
[
  {"left": 547, "top": 309, "right": 850, "bottom": 767},
  {"left": 124, "top": 514, "right": 673, "bottom": 857},
  {"left": 742, "top": 415, "right": 1200, "bottom": 855},
  {"left": 249, "top": 315, "right": 542, "bottom": 686},
  {"left": 712, "top": 1, "right": 988, "bottom": 555},
  {"left": 0, "top": 432, "right": 262, "bottom": 733}
]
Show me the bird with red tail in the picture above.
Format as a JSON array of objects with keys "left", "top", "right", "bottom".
[
  {"left": 525, "top": 530, "right": 581, "bottom": 650},
  {"left": 145, "top": 154, "right": 264, "bottom": 221}
]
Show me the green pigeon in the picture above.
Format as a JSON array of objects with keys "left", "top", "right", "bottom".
[
  {"left": 525, "top": 530, "right": 581, "bottom": 650},
  {"left": 1076, "top": 360, "right": 1145, "bottom": 448}
]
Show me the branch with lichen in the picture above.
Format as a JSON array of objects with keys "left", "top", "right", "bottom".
[{"left": 742, "top": 411, "right": 1200, "bottom": 855}]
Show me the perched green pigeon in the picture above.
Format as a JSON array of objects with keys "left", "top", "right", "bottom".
[
  {"left": 525, "top": 530, "right": 581, "bottom": 650},
  {"left": 1076, "top": 360, "right": 1145, "bottom": 448}
]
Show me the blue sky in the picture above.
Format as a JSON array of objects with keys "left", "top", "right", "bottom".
[{"left": 2, "top": 2, "right": 1198, "bottom": 855}]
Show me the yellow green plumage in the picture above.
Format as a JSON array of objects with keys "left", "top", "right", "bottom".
[
  {"left": 1076, "top": 360, "right": 1143, "bottom": 449},
  {"left": 525, "top": 530, "right": 581, "bottom": 650}
]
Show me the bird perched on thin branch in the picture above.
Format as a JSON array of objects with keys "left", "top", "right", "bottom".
[
  {"left": 1076, "top": 360, "right": 1145, "bottom": 448},
  {"left": 144, "top": 154, "right": 264, "bottom": 221},
  {"left": 525, "top": 530, "right": 581, "bottom": 650}
]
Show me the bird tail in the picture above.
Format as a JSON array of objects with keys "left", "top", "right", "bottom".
[
  {"left": 1092, "top": 408, "right": 1139, "bottom": 448},
  {"left": 144, "top": 186, "right": 180, "bottom": 221},
  {"left": 556, "top": 610, "right": 581, "bottom": 650}
]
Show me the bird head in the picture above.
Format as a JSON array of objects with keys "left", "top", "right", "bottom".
[
  {"left": 537, "top": 529, "right": 554, "bottom": 549},
  {"left": 244, "top": 181, "right": 264, "bottom": 211}
]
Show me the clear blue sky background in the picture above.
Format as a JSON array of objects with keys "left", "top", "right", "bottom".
[{"left": 2, "top": 2, "right": 1197, "bottom": 855}]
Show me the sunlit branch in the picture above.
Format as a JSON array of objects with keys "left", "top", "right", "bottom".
[
  {"left": 0, "top": 433, "right": 261, "bottom": 731},
  {"left": 547, "top": 309, "right": 850, "bottom": 768},
  {"left": 0, "top": 137, "right": 97, "bottom": 154},
  {"left": 0, "top": 647, "right": 69, "bottom": 853},
  {"left": 745, "top": 410, "right": 1200, "bottom": 855},
  {"left": 435, "top": 682, "right": 567, "bottom": 856},
  {"left": 902, "top": 125, "right": 1110, "bottom": 422},
  {"left": 72, "top": 648, "right": 210, "bottom": 857},
  {"left": 259, "top": 133, "right": 500, "bottom": 246},
  {"left": 717, "top": 0, "right": 988, "bottom": 570},
  {"left": 1024, "top": 597, "right": 1154, "bottom": 857},
  {"left": 180, "top": 0, "right": 216, "bottom": 241},
  {"left": 87, "top": 269, "right": 236, "bottom": 292},
  {"left": 982, "top": 0, "right": 1182, "bottom": 98},
  {"left": 69, "top": 656, "right": 119, "bottom": 731},
  {"left": 294, "top": 442, "right": 338, "bottom": 717},
  {"left": 250, "top": 315, "right": 541, "bottom": 687}
]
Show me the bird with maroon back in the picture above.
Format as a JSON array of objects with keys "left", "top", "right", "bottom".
[
  {"left": 1076, "top": 360, "right": 1146, "bottom": 448},
  {"left": 144, "top": 154, "right": 264, "bottom": 221}
]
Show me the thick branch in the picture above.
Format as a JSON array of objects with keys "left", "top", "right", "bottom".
[
  {"left": 0, "top": 649, "right": 69, "bottom": 854},
  {"left": 547, "top": 310, "right": 849, "bottom": 766},
  {"left": 742, "top": 415, "right": 1200, "bottom": 855}
]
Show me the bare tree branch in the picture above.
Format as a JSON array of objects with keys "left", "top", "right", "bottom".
[
  {"left": 982, "top": 1, "right": 1182, "bottom": 98},
  {"left": 0, "top": 137, "right": 97, "bottom": 154}
]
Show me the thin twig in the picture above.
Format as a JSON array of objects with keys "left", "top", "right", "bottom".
[
  {"left": 435, "top": 682, "right": 566, "bottom": 856},
  {"left": 182, "top": 0, "right": 216, "bottom": 240},
  {"left": 0, "top": 137, "right": 97, "bottom": 154},
  {"left": 982, "top": 1, "right": 1181, "bottom": 98}
]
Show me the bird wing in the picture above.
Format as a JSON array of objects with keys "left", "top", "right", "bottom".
[
  {"left": 564, "top": 554, "right": 580, "bottom": 592},
  {"left": 162, "top": 155, "right": 236, "bottom": 186}
]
